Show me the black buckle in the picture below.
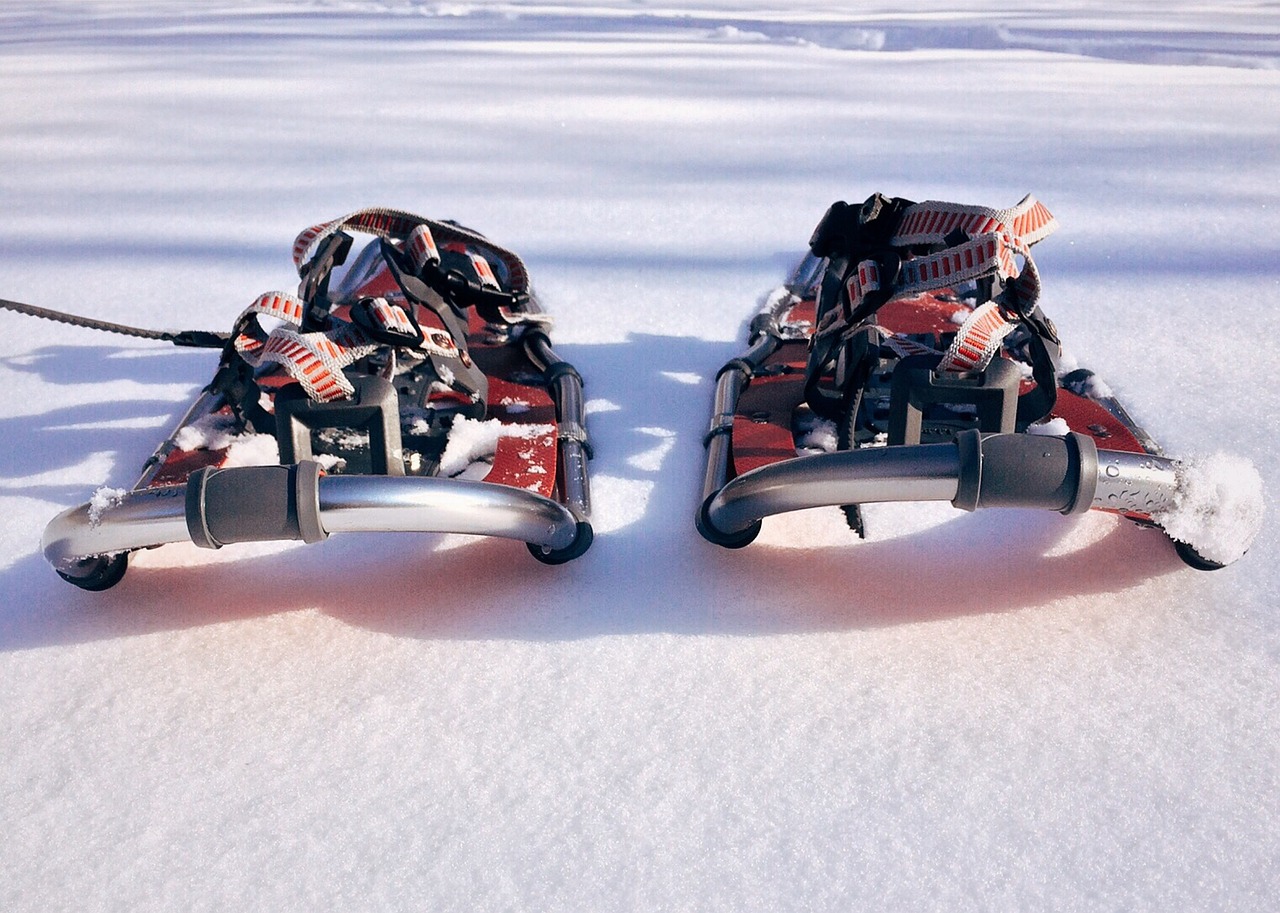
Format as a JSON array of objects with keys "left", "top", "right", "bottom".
[
  {"left": 275, "top": 374, "right": 405, "bottom": 476},
  {"left": 349, "top": 297, "right": 424, "bottom": 348}
]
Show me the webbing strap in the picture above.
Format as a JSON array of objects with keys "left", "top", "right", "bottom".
[
  {"left": 233, "top": 291, "right": 377, "bottom": 402},
  {"left": 840, "top": 196, "right": 1055, "bottom": 322},
  {"left": 879, "top": 331, "right": 941, "bottom": 361},
  {"left": 291, "top": 207, "right": 532, "bottom": 295},
  {"left": 232, "top": 287, "right": 482, "bottom": 404},
  {"left": 894, "top": 195, "right": 1057, "bottom": 248},
  {"left": 876, "top": 306, "right": 1012, "bottom": 375},
  {"left": 244, "top": 323, "right": 376, "bottom": 402},
  {"left": 937, "top": 301, "right": 1015, "bottom": 374},
  {"left": 364, "top": 297, "right": 419, "bottom": 341},
  {"left": 891, "top": 196, "right": 1060, "bottom": 418},
  {"left": 823, "top": 195, "right": 1057, "bottom": 376},
  {"left": 804, "top": 193, "right": 1066, "bottom": 426},
  {"left": 896, "top": 234, "right": 1017, "bottom": 292},
  {"left": 406, "top": 224, "right": 441, "bottom": 272},
  {"left": 238, "top": 290, "right": 305, "bottom": 326},
  {"left": 280, "top": 209, "right": 533, "bottom": 407},
  {"left": 467, "top": 250, "right": 501, "bottom": 290},
  {"left": 843, "top": 259, "right": 884, "bottom": 313}
]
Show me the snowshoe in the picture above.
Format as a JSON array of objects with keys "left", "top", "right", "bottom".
[
  {"left": 39, "top": 208, "right": 593, "bottom": 590},
  {"left": 695, "top": 193, "right": 1262, "bottom": 569}
]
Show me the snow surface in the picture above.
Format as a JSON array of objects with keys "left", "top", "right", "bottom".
[{"left": 2, "top": 2, "right": 1279, "bottom": 910}]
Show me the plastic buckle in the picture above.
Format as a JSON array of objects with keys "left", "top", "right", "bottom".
[{"left": 275, "top": 374, "right": 405, "bottom": 475}]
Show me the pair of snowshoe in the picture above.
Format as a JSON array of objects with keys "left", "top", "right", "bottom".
[{"left": 23, "top": 198, "right": 1260, "bottom": 591}]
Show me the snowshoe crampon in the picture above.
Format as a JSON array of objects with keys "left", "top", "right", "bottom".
[
  {"left": 42, "top": 208, "right": 593, "bottom": 590},
  {"left": 696, "top": 193, "right": 1263, "bottom": 570}
]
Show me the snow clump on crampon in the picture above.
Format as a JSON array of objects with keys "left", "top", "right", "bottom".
[
  {"left": 1153, "top": 452, "right": 1265, "bottom": 566},
  {"left": 173, "top": 411, "right": 240, "bottom": 451},
  {"left": 438, "top": 417, "right": 554, "bottom": 478}
]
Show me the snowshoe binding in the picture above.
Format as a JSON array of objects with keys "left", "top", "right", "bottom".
[
  {"left": 695, "top": 193, "right": 1262, "bottom": 569},
  {"left": 39, "top": 208, "right": 593, "bottom": 590}
]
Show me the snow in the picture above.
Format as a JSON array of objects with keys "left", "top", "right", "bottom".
[
  {"left": 795, "top": 414, "right": 838, "bottom": 455},
  {"left": 1028, "top": 416, "right": 1071, "bottom": 436},
  {"left": 221, "top": 432, "right": 283, "bottom": 468},
  {"left": 172, "top": 410, "right": 242, "bottom": 452},
  {"left": 437, "top": 415, "right": 554, "bottom": 476},
  {"left": 173, "top": 410, "right": 281, "bottom": 465},
  {"left": 2, "top": 2, "right": 1279, "bottom": 911},
  {"left": 86, "top": 486, "right": 128, "bottom": 526},
  {"left": 1154, "top": 453, "right": 1266, "bottom": 566}
]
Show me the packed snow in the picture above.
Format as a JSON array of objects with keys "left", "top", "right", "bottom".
[
  {"left": 437, "top": 416, "right": 555, "bottom": 477},
  {"left": 1, "top": 2, "right": 1277, "bottom": 911},
  {"left": 86, "top": 486, "right": 128, "bottom": 527},
  {"left": 1028, "top": 416, "right": 1072, "bottom": 437},
  {"left": 170, "top": 409, "right": 246, "bottom": 453},
  {"left": 1154, "top": 452, "right": 1266, "bottom": 567},
  {"left": 173, "top": 409, "right": 282, "bottom": 466}
]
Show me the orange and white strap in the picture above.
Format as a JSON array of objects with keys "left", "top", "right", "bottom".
[
  {"left": 937, "top": 301, "right": 1015, "bottom": 374},
  {"left": 842, "top": 195, "right": 1057, "bottom": 307},
  {"left": 245, "top": 323, "right": 377, "bottom": 402},
  {"left": 363, "top": 297, "right": 419, "bottom": 339},
  {"left": 894, "top": 194, "right": 1054, "bottom": 314},
  {"left": 290, "top": 206, "right": 532, "bottom": 294},
  {"left": 879, "top": 330, "right": 941, "bottom": 360},
  {"left": 292, "top": 208, "right": 431, "bottom": 273},
  {"left": 239, "top": 290, "right": 306, "bottom": 327},
  {"left": 840, "top": 231, "right": 1023, "bottom": 325},
  {"left": 856, "top": 195, "right": 1056, "bottom": 371},
  {"left": 874, "top": 301, "right": 1014, "bottom": 375},
  {"left": 844, "top": 259, "right": 883, "bottom": 307},
  {"left": 890, "top": 198, "right": 1055, "bottom": 297},
  {"left": 406, "top": 224, "right": 441, "bottom": 272},
  {"left": 894, "top": 194, "right": 1057, "bottom": 248},
  {"left": 233, "top": 291, "right": 377, "bottom": 402},
  {"left": 232, "top": 291, "right": 307, "bottom": 361},
  {"left": 876, "top": 304, "right": 1013, "bottom": 375},
  {"left": 469, "top": 251, "right": 501, "bottom": 290}
]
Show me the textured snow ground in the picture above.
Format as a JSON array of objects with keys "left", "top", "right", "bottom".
[{"left": 2, "top": 2, "right": 1278, "bottom": 910}]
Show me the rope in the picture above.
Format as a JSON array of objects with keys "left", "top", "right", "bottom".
[{"left": 0, "top": 297, "right": 228, "bottom": 348}]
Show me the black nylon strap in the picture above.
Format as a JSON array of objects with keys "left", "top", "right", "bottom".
[
  {"left": 377, "top": 240, "right": 489, "bottom": 405},
  {"left": 379, "top": 241, "right": 474, "bottom": 353}
]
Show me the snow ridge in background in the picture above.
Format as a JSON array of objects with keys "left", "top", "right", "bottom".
[
  {"left": 6, "top": 2, "right": 1279, "bottom": 69},
  {"left": 306, "top": 0, "right": 1280, "bottom": 68}
]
